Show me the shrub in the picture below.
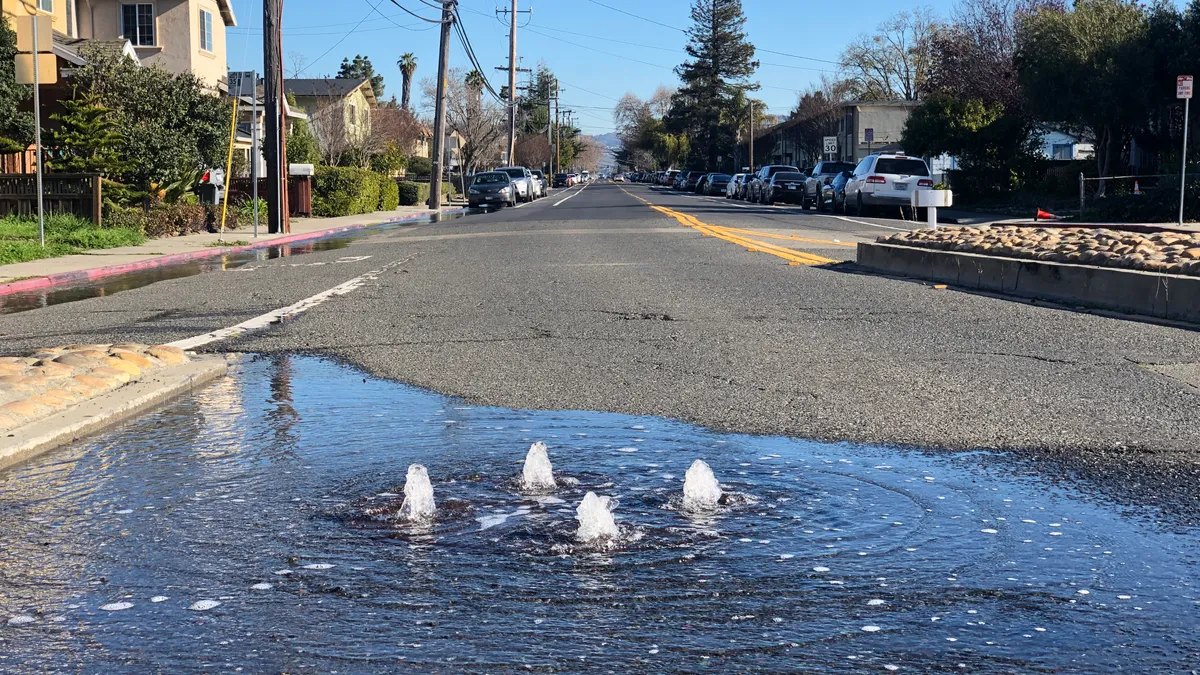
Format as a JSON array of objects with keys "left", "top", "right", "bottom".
[
  {"left": 103, "top": 205, "right": 149, "bottom": 233},
  {"left": 312, "top": 165, "right": 382, "bottom": 217},
  {"left": 406, "top": 155, "right": 432, "bottom": 177},
  {"left": 379, "top": 173, "right": 400, "bottom": 210},
  {"left": 397, "top": 181, "right": 420, "bottom": 206},
  {"left": 234, "top": 197, "right": 267, "bottom": 225},
  {"left": 143, "top": 203, "right": 207, "bottom": 238}
]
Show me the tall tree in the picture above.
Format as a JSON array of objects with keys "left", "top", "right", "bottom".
[
  {"left": 397, "top": 52, "right": 418, "bottom": 111},
  {"left": 1015, "top": 0, "right": 1152, "bottom": 185},
  {"left": 670, "top": 0, "right": 759, "bottom": 171},
  {"left": 840, "top": 8, "right": 939, "bottom": 101},
  {"left": 338, "top": 54, "right": 386, "bottom": 99},
  {"left": 422, "top": 68, "right": 505, "bottom": 173},
  {"left": 0, "top": 15, "right": 33, "bottom": 152},
  {"left": 47, "top": 94, "right": 130, "bottom": 176}
]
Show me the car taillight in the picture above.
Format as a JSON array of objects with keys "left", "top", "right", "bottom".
[
  {"left": 917, "top": 179, "right": 933, "bottom": 187},
  {"left": 865, "top": 176, "right": 886, "bottom": 184}
]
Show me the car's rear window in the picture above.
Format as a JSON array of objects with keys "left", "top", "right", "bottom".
[
  {"left": 819, "top": 162, "right": 855, "bottom": 175},
  {"left": 554, "top": 174, "right": 568, "bottom": 179},
  {"left": 774, "top": 172, "right": 805, "bottom": 181},
  {"left": 501, "top": 169, "right": 525, "bottom": 178},
  {"left": 874, "top": 158, "right": 930, "bottom": 176},
  {"left": 766, "top": 166, "right": 799, "bottom": 176},
  {"left": 473, "top": 173, "right": 508, "bottom": 184},
  {"left": 710, "top": 174, "right": 731, "bottom": 181}
]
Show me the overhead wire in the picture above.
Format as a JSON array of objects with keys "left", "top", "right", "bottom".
[
  {"left": 295, "top": 0, "right": 391, "bottom": 76},
  {"left": 451, "top": 4, "right": 505, "bottom": 104}
]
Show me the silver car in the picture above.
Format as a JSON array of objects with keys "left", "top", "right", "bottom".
[
  {"left": 726, "top": 173, "right": 746, "bottom": 199},
  {"left": 495, "top": 166, "right": 536, "bottom": 203}
]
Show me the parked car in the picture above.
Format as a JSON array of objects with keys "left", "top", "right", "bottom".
[
  {"left": 678, "top": 171, "right": 705, "bottom": 191},
  {"left": 662, "top": 170, "right": 680, "bottom": 186},
  {"left": 613, "top": 173, "right": 626, "bottom": 182},
  {"left": 819, "top": 170, "right": 855, "bottom": 213},
  {"left": 843, "top": 153, "right": 934, "bottom": 216},
  {"left": 468, "top": 171, "right": 517, "bottom": 208},
  {"left": 552, "top": 172, "right": 570, "bottom": 188},
  {"left": 695, "top": 173, "right": 713, "bottom": 194},
  {"left": 725, "top": 173, "right": 746, "bottom": 199},
  {"left": 763, "top": 171, "right": 807, "bottom": 205},
  {"left": 801, "top": 161, "right": 856, "bottom": 210},
  {"left": 568, "top": 173, "right": 578, "bottom": 185},
  {"left": 530, "top": 169, "right": 548, "bottom": 197},
  {"left": 747, "top": 164, "right": 800, "bottom": 203},
  {"left": 496, "top": 166, "right": 536, "bottom": 202},
  {"left": 705, "top": 173, "right": 732, "bottom": 196}
]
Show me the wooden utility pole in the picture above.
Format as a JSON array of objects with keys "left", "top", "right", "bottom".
[
  {"left": 263, "top": 0, "right": 287, "bottom": 233},
  {"left": 429, "top": 1, "right": 454, "bottom": 209},
  {"left": 748, "top": 100, "right": 754, "bottom": 173},
  {"left": 495, "top": 2, "right": 530, "bottom": 164}
]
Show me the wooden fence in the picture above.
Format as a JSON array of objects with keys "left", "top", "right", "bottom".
[
  {"left": 0, "top": 149, "right": 36, "bottom": 175},
  {"left": 0, "top": 174, "right": 103, "bottom": 225}
]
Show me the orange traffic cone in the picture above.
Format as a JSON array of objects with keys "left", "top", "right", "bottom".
[
  {"left": 1035, "top": 208, "right": 1063, "bottom": 221},
  {"left": 1133, "top": 180, "right": 1142, "bottom": 195}
]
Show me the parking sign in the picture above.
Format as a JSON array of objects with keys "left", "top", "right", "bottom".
[{"left": 1179, "top": 75, "right": 1194, "bottom": 99}]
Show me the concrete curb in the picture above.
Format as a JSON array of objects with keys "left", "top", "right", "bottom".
[
  {"left": 856, "top": 242, "right": 1200, "bottom": 324},
  {"left": 0, "top": 355, "right": 228, "bottom": 471},
  {"left": 0, "top": 207, "right": 469, "bottom": 298}
]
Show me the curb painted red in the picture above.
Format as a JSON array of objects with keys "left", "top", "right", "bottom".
[{"left": 0, "top": 207, "right": 467, "bottom": 297}]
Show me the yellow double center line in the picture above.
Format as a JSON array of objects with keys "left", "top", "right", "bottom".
[{"left": 621, "top": 187, "right": 838, "bottom": 266}]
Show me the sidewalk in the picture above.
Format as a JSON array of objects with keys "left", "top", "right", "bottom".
[{"left": 0, "top": 205, "right": 464, "bottom": 292}]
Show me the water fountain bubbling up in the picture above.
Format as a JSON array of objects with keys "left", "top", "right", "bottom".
[
  {"left": 399, "top": 464, "right": 435, "bottom": 521},
  {"left": 682, "top": 459, "right": 722, "bottom": 509},
  {"left": 522, "top": 441, "right": 556, "bottom": 491},
  {"left": 575, "top": 492, "right": 619, "bottom": 541}
]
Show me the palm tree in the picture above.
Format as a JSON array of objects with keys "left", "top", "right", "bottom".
[
  {"left": 397, "top": 53, "right": 418, "bottom": 111},
  {"left": 465, "top": 69, "right": 485, "bottom": 107}
]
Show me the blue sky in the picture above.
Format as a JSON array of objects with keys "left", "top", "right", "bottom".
[{"left": 227, "top": 0, "right": 963, "bottom": 136}]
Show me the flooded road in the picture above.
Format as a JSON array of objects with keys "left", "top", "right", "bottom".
[
  {"left": 0, "top": 356, "right": 1196, "bottom": 672},
  {"left": 0, "top": 210, "right": 469, "bottom": 315}
]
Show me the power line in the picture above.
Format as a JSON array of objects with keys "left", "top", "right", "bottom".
[
  {"left": 525, "top": 28, "right": 674, "bottom": 71},
  {"left": 386, "top": 0, "right": 450, "bottom": 23},
  {"left": 582, "top": 0, "right": 683, "bottom": 33},
  {"left": 451, "top": 5, "right": 505, "bottom": 104}
]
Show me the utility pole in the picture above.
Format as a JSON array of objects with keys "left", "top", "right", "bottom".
[
  {"left": 748, "top": 100, "right": 754, "bottom": 174},
  {"left": 495, "top": 1, "right": 531, "bottom": 164},
  {"left": 562, "top": 109, "right": 574, "bottom": 171},
  {"left": 547, "top": 79, "right": 556, "bottom": 176},
  {"left": 263, "top": 0, "right": 287, "bottom": 233},
  {"left": 429, "top": 1, "right": 454, "bottom": 209}
]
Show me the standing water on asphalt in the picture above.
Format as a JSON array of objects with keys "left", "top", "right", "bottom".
[{"left": 0, "top": 355, "right": 1196, "bottom": 672}]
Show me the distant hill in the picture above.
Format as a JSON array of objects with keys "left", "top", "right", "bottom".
[{"left": 593, "top": 133, "right": 622, "bottom": 150}]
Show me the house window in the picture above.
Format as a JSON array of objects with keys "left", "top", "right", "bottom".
[
  {"left": 348, "top": 103, "right": 357, "bottom": 126},
  {"left": 1051, "top": 143, "right": 1073, "bottom": 161},
  {"left": 199, "top": 9, "right": 213, "bottom": 52},
  {"left": 38, "top": 0, "right": 53, "bottom": 12},
  {"left": 122, "top": 4, "right": 155, "bottom": 47}
]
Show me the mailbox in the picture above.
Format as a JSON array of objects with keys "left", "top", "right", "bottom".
[{"left": 911, "top": 189, "right": 953, "bottom": 208}]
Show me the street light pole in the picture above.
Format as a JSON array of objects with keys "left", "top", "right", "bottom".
[{"left": 31, "top": 12, "right": 44, "bottom": 247}]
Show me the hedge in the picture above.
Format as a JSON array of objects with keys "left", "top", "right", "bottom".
[
  {"left": 397, "top": 180, "right": 456, "bottom": 207},
  {"left": 312, "top": 166, "right": 398, "bottom": 217}
]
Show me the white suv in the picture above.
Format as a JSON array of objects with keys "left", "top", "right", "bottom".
[
  {"left": 843, "top": 153, "right": 933, "bottom": 216},
  {"left": 496, "top": 166, "right": 536, "bottom": 202}
]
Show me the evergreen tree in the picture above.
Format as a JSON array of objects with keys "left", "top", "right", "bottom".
[
  {"left": 338, "top": 55, "right": 385, "bottom": 99},
  {"left": 0, "top": 15, "right": 33, "bottom": 152},
  {"left": 47, "top": 93, "right": 130, "bottom": 175},
  {"left": 669, "top": 0, "right": 758, "bottom": 171}
]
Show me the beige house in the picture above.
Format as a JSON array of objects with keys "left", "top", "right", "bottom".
[
  {"left": 285, "top": 78, "right": 377, "bottom": 163},
  {"left": 70, "top": 0, "right": 236, "bottom": 90},
  {"left": 837, "top": 100, "right": 919, "bottom": 163}
]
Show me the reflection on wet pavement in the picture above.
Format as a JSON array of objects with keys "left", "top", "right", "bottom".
[{"left": 0, "top": 355, "right": 1195, "bottom": 672}]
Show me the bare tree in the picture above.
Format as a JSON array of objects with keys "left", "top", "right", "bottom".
[
  {"left": 648, "top": 85, "right": 676, "bottom": 118},
  {"left": 574, "top": 136, "right": 605, "bottom": 172},
  {"left": 840, "top": 8, "right": 940, "bottom": 101},
  {"left": 421, "top": 68, "right": 505, "bottom": 173},
  {"left": 287, "top": 51, "right": 309, "bottom": 79},
  {"left": 514, "top": 134, "right": 552, "bottom": 168},
  {"left": 308, "top": 99, "right": 351, "bottom": 166}
]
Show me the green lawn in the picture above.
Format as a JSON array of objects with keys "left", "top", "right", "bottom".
[{"left": 0, "top": 214, "right": 146, "bottom": 266}]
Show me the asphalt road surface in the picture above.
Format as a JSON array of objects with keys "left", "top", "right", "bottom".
[{"left": 3, "top": 180, "right": 1199, "bottom": 519}]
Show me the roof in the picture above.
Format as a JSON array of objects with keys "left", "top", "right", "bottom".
[
  {"left": 284, "top": 78, "right": 377, "bottom": 105},
  {"left": 52, "top": 32, "right": 138, "bottom": 66},
  {"left": 842, "top": 100, "right": 921, "bottom": 109},
  {"left": 216, "top": 0, "right": 238, "bottom": 26}
]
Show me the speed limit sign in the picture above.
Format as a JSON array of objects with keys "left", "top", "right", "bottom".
[{"left": 822, "top": 136, "right": 837, "bottom": 154}]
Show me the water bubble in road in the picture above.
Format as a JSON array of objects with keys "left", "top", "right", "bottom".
[
  {"left": 575, "top": 492, "right": 618, "bottom": 542},
  {"left": 521, "top": 441, "right": 556, "bottom": 491},
  {"left": 187, "top": 600, "right": 221, "bottom": 611},
  {"left": 99, "top": 602, "right": 134, "bottom": 612},
  {"left": 682, "top": 459, "right": 722, "bottom": 509},
  {"left": 399, "top": 464, "right": 435, "bottom": 521}
]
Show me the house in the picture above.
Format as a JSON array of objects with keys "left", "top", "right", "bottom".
[
  {"left": 230, "top": 80, "right": 307, "bottom": 179},
  {"left": 4, "top": 0, "right": 236, "bottom": 90},
  {"left": 284, "top": 78, "right": 377, "bottom": 160},
  {"left": 836, "top": 100, "right": 919, "bottom": 163},
  {"left": 1040, "top": 130, "right": 1094, "bottom": 161}
]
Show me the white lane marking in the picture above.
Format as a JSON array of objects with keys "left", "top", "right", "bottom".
[
  {"left": 553, "top": 182, "right": 589, "bottom": 206},
  {"left": 167, "top": 256, "right": 414, "bottom": 350}
]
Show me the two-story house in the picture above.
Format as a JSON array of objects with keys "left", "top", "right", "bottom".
[
  {"left": 75, "top": 0, "right": 236, "bottom": 90},
  {"left": 284, "top": 78, "right": 377, "bottom": 163}
]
